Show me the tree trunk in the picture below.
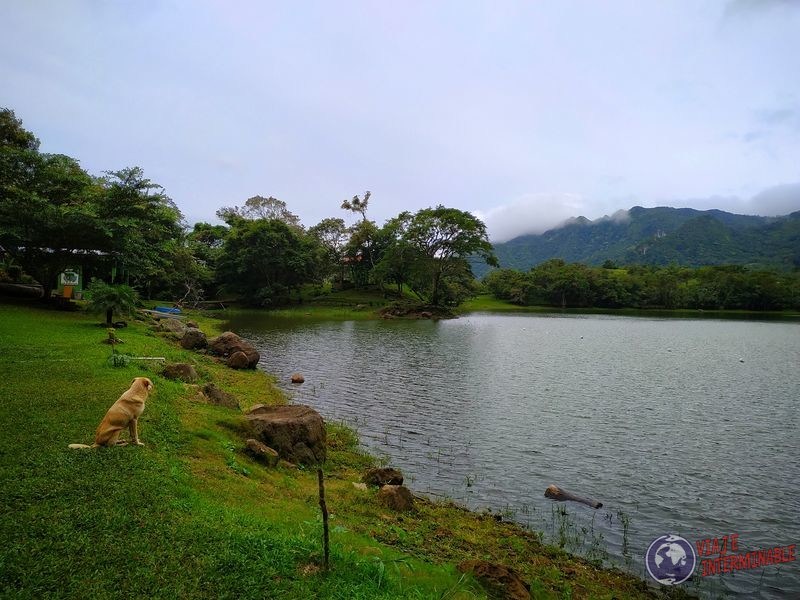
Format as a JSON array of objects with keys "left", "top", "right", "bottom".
[{"left": 106, "top": 308, "right": 114, "bottom": 326}]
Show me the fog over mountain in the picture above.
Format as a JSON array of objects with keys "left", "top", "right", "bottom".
[{"left": 478, "top": 182, "right": 800, "bottom": 243}]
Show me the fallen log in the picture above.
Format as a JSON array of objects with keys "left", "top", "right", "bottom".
[{"left": 544, "top": 484, "right": 603, "bottom": 509}]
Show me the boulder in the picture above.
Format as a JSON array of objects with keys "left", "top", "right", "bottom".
[
  {"left": 158, "top": 318, "right": 187, "bottom": 337},
  {"left": 457, "top": 560, "right": 531, "bottom": 600},
  {"left": 181, "top": 327, "right": 208, "bottom": 350},
  {"left": 246, "top": 404, "right": 326, "bottom": 465},
  {"left": 363, "top": 467, "right": 404, "bottom": 487},
  {"left": 208, "top": 331, "right": 260, "bottom": 369},
  {"left": 244, "top": 438, "right": 280, "bottom": 467},
  {"left": 227, "top": 351, "right": 250, "bottom": 369},
  {"left": 202, "top": 383, "right": 239, "bottom": 410},
  {"left": 291, "top": 373, "right": 305, "bottom": 384},
  {"left": 376, "top": 485, "right": 414, "bottom": 512},
  {"left": 162, "top": 363, "right": 198, "bottom": 382}
]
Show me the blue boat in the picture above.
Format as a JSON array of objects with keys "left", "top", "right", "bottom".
[{"left": 154, "top": 306, "right": 182, "bottom": 314}]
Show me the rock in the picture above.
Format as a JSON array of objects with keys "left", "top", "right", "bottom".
[
  {"left": 227, "top": 351, "right": 250, "bottom": 369},
  {"left": 457, "top": 560, "right": 531, "bottom": 600},
  {"left": 158, "top": 318, "right": 187, "bottom": 337},
  {"left": 363, "top": 467, "right": 404, "bottom": 487},
  {"left": 376, "top": 485, "right": 414, "bottom": 512},
  {"left": 162, "top": 363, "right": 198, "bottom": 382},
  {"left": 181, "top": 327, "right": 208, "bottom": 350},
  {"left": 291, "top": 373, "right": 305, "bottom": 384},
  {"left": 246, "top": 404, "right": 326, "bottom": 465},
  {"left": 208, "top": 331, "right": 260, "bottom": 369},
  {"left": 202, "top": 383, "right": 239, "bottom": 409},
  {"left": 244, "top": 438, "right": 280, "bottom": 467}
]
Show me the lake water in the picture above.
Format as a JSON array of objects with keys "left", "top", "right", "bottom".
[{"left": 226, "top": 312, "right": 800, "bottom": 599}]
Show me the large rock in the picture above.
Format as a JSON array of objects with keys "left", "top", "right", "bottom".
[
  {"left": 376, "top": 485, "right": 414, "bottom": 512},
  {"left": 227, "top": 351, "right": 250, "bottom": 369},
  {"left": 208, "top": 331, "right": 260, "bottom": 369},
  {"left": 158, "top": 318, "right": 187, "bottom": 337},
  {"left": 457, "top": 560, "right": 531, "bottom": 600},
  {"left": 181, "top": 327, "right": 207, "bottom": 350},
  {"left": 246, "top": 404, "right": 326, "bottom": 465},
  {"left": 363, "top": 467, "right": 404, "bottom": 487},
  {"left": 162, "top": 363, "right": 198, "bottom": 382},
  {"left": 202, "top": 383, "right": 239, "bottom": 409}
]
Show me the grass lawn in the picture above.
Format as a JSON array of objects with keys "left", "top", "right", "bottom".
[{"left": 0, "top": 300, "right": 687, "bottom": 599}]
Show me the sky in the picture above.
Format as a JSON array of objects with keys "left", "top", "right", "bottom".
[{"left": 2, "top": 0, "right": 799, "bottom": 241}]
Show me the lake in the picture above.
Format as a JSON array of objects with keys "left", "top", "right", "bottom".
[{"left": 226, "top": 311, "right": 800, "bottom": 599}]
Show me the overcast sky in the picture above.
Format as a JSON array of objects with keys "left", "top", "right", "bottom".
[{"left": 2, "top": 0, "right": 799, "bottom": 241}]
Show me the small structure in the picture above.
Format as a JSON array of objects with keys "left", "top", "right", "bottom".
[{"left": 57, "top": 267, "right": 83, "bottom": 299}]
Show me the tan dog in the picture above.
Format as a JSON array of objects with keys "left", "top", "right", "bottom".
[{"left": 68, "top": 377, "right": 153, "bottom": 449}]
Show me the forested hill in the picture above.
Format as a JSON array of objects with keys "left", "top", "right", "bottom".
[{"left": 475, "top": 206, "right": 800, "bottom": 277}]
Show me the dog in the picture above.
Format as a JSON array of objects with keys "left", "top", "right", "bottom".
[{"left": 68, "top": 377, "right": 153, "bottom": 449}]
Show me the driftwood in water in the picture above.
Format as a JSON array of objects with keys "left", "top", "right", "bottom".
[{"left": 544, "top": 484, "right": 603, "bottom": 509}]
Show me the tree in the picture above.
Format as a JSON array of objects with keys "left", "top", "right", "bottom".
[
  {"left": 402, "top": 206, "right": 497, "bottom": 306},
  {"left": 216, "top": 218, "right": 320, "bottom": 305},
  {"left": 309, "top": 217, "right": 349, "bottom": 285},
  {"left": 96, "top": 167, "right": 185, "bottom": 288},
  {"left": 341, "top": 190, "right": 371, "bottom": 223},
  {"left": 86, "top": 279, "right": 139, "bottom": 325},
  {"left": 217, "top": 196, "right": 301, "bottom": 229},
  {"left": 0, "top": 134, "right": 106, "bottom": 297},
  {"left": 1, "top": 110, "right": 187, "bottom": 299}
]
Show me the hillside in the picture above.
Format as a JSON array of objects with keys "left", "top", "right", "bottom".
[{"left": 474, "top": 207, "right": 800, "bottom": 278}]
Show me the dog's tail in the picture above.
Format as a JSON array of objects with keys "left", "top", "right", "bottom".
[{"left": 68, "top": 443, "right": 93, "bottom": 449}]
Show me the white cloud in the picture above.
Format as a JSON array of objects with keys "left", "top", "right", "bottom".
[{"left": 474, "top": 193, "right": 600, "bottom": 242}]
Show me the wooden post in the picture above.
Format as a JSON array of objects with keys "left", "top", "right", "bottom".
[{"left": 317, "top": 468, "right": 330, "bottom": 571}]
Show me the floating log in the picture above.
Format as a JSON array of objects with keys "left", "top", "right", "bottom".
[{"left": 544, "top": 484, "right": 603, "bottom": 509}]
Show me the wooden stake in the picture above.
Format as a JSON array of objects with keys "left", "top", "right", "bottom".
[{"left": 317, "top": 467, "right": 330, "bottom": 571}]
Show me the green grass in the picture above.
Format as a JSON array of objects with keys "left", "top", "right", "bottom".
[{"left": 0, "top": 300, "right": 689, "bottom": 599}]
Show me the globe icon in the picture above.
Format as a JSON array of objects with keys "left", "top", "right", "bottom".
[{"left": 645, "top": 534, "right": 696, "bottom": 585}]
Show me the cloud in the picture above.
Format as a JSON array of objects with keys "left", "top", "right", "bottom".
[
  {"left": 755, "top": 108, "right": 798, "bottom": 126},
  {"left": 480, "top": 183, "right": 800, "bottom": 242},
  {"left": 474, "top": 193, "right": 600, "bottom": 242},
  {"left": 748, "top": 182, "right": 800, "bottom": 215},
  {"left": 724, "top": 0, "right": 800, "bottom": 18}
]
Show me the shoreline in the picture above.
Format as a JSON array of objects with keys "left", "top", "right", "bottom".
[{"left": 0, "top": 299, "right": 695, "bottom": 598}]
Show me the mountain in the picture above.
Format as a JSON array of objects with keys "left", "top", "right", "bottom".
[{"left": 473, "top": 206, "right": 800, "bottom": 278}]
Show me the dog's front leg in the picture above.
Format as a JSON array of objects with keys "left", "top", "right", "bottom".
[{"left": 129, "top": 418, "right": 144, "bottom": 446}]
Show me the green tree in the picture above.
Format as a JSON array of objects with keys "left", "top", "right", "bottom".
[
  {"left": 309, "top": 217, "right": 349, "bottom": 285},
  {"left": 216, "top": 218, "right": 320, "bottom": 305},
  {"left": 96, "top": 167, "right": 185, "bottom": 288},
  {"left": 217, "top": 195, "right": 302, "bottom": 229},
  {"left": 402, "top": 206, "right": 497, "bottom": 306},
  {"left": 0, "top": 118, "right": 105, "bottom": 297},
  {"left": 85, "top": 278, "right": 139, "bottom": 325}
]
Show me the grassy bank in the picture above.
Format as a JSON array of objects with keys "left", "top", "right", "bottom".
[{"left": 0, "top": 300, "right": 688, "bottom": 599}]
